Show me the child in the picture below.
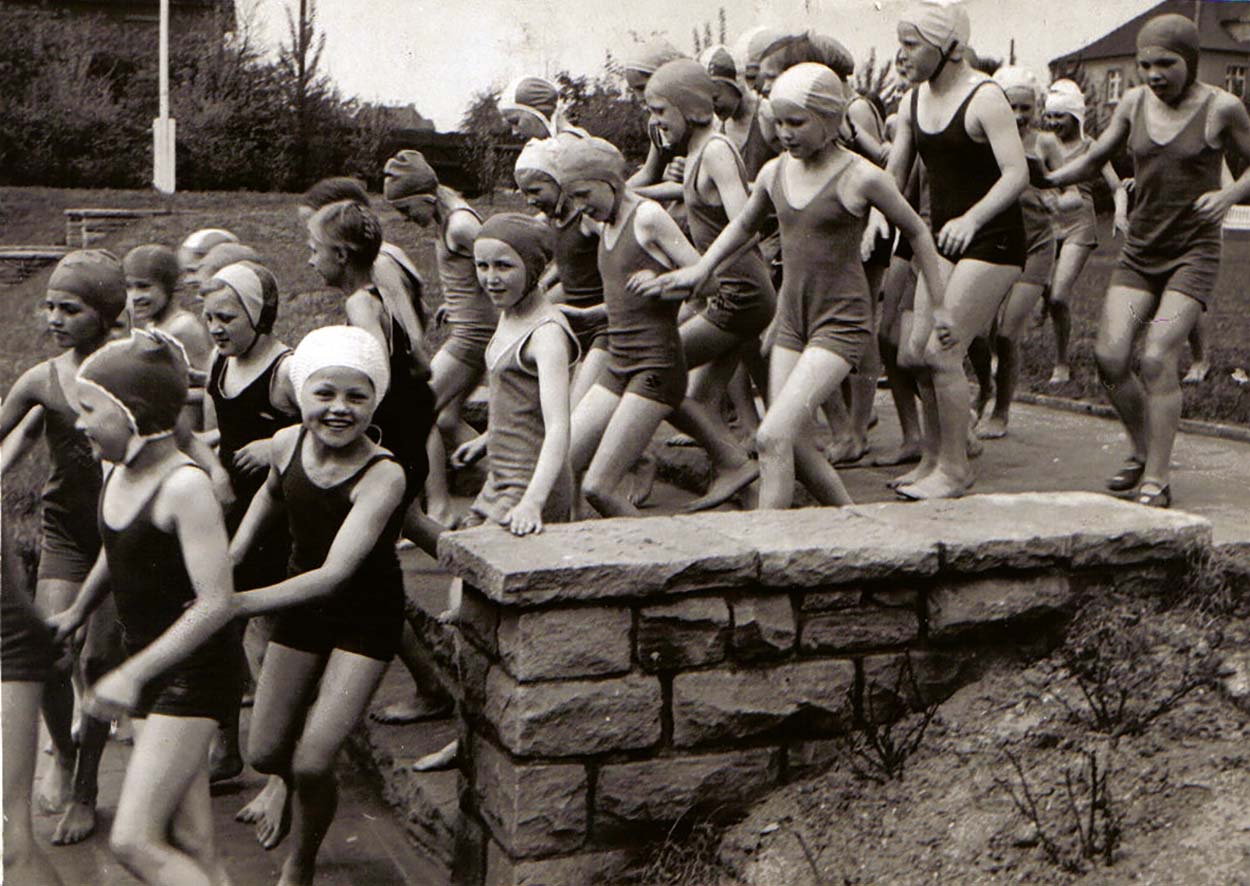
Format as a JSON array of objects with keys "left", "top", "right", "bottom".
[
  {"left": 228, "top": 326, "right": 406, "bottom": 885},
  {"left": 701, "top": 44, "right": 776, "bottom": 180},
  {"left": 1042, "top": 80, "right": 1129, "bottom": 384},
  {"left": 48, "top": 330, "right": 239, "bottom": 885},
  {"left": 454, "top": 212, "right": 577, "bottom": 533},
  {"left": 0, "top": 249, "right": 128, "bottom": 846},
  {"left": 383, "top": 150, "right": 493, "bottom": 527},
  {"left": 622, "top": 39, "right": 690, "bottom": 202},
  {"left": 192, "top": 242, "right": 263, "bottom": 311},
  {"left": 178, "top": 229, "right": 239, "bottom": 291},
  {"left": 499, "top": 75, "right": 587, "bottom": 140},
  {"left": 1048, "top": 13, "right": 1250, "bottom": 507},
  {"left": 558, "top": 136, "right": 704, "bottom": 517},
  {"left": 883, "top": 0, "right": 1029, "bottom": 500},
  {"left": 640, "top": 64, "right": 946, "bottom": 510},
  {"left": 644, "top": 58, "right": 776, "bottom": 510}
]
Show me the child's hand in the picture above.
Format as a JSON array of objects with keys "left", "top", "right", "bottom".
[
  {"left": 232, "top": 439, "right": 270, "bottom": 476},
  {"left": 760, "top": 320, "right": 778, "bottom": 357},
  {"left": 502, "top": 500, "right": 543, "bottom": 536},
  {"left": 633, "top": 267, "right": 703, "bottom": 300},
  {"left": 936, "top": 215, "right": 980, "bottom": 258},
  {"left": 451, "top": 435, "right": 488, "bottom": 470},
  {"left": 932, "top": 307, "right": 958, "bottom": 350},
  {"left": 85, "top": 668, "right": 142, "bottom": 720},
  {"left": 1193, "top": 189, "right": 1235, "bottom": 225},
  {"left": 861, "top": 208, "right": 889, "bottom": 262},
  {"left": 625, "top": 269, "right": 659, "bottom": 296},
  {"left": 46, "top": 608, "right": 84, "bottom": 646},
  {"left": 1113, "top": 212, "right": 1130, "bottom": 239},
  {"left": 663, "top": 157, "right": 686, "bottom": 183},
  {"left": 210, "top": 467, "right": 237, "bottom": 509}
]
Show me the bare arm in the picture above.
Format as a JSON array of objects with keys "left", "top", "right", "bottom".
[
  {"left": 47, "top": 550, "right": 111, "bottom": 642},
  {"left": 445, "top": 208, "right": 482, "bottom": 255},
  {"left": 345, "top": 289, "right": 390, "bottom": 354},
  {"left": 701, "top": 137, "right": 752, "bottom": 220},
  {"left": 860, "top": 167, "right": 946, "bottom": 316},
  {"left": 0, "top": 365, "right": 46, "bottom": 441},
  {"left": 1, "top": 405, "right": 44, "bottom": 475},
  {"left": 1049, "top": 92, "right": 1134, "bottom": 187},
  {"left": 846, "top": 99, "right": 890, "bottom": 167},
  {"left": 228, "top": 425, "right": 295, "bottom": 566},
  {"left": 634, "top": 181, "right": 685, "bottom": 202},
  {"left": 627, "top": 140, "right": 668, "bottom": 188},
  {"left": 1193, "top": 94, "right": 1250, "bottom": 222},
  {"left": 505, "top": 325, "right": 573, "bottom": 535}
]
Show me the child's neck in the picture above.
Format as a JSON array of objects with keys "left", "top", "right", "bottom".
[
  {"left": 68, "top": 334, "right": 109, "bottom": 365},
  {"left": 797, "top": 140, "right": 847, "bottom": 171},
  {"left": 505, "top": 288, "right": 544, "bottom": 322},
  {"left": 305, "top": 426, "right": 372, "bottom": 464},
  {"left": 340, "top": 264, "right": 373, "bottom": 294},
  {"left": 927, "top": 59, "right": 971, "bottom": 97},
  {"left": 125, "top": 434, "right": 180, "bottom": 472},
  {"left": 731, "top": 90, "right": 756, "bottom": 124},
  {"left": 686, "top": 122, "right": 717, "bottom": 158},
  {"left": 232, "top": 333, "right": 275, "bottom": 368},
  {"left": 607, "top": 191, "right": 639, "bottom": 231}
]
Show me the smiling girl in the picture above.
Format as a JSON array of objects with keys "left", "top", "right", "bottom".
[{"left": 1048, "top": 13, "right": 1250, "bottom": 507}]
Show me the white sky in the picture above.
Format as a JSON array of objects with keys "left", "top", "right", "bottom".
[{"left": 245, "top": 0, "right": 1159, "bottom": 130}]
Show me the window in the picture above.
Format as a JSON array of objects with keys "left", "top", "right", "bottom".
[
  {"left": 1106, "top": 68, "right": 1123, "bottom": 103},
  {"left": 1228, "top": 65, "right": 1247, "bottom": 97}
]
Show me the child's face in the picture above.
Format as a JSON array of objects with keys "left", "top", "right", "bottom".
[
  {"left": 647, "top": 96, "right": 689, "bottom": 149},
  {"left": 178, "top": 247, "right": 205, "bottom": 288},
  {"left": 519, "top": 177, "right": 561, "bottom": 215},
  {"left": 624, "top": 69, "right": 650, "bottom": 102},
  {"left": 772, "top": 101, "right": 835, "bottom": 159},
  {"left": 44, "top": 290, "right": 105, "bottom": 350},
  {"left": 896, "top": 24, "right": 943, "bottom": 84},
  {"left": 567, "top": 180, "right": 618, "bottom": 223},
  {"left": 301, "top": 366, "right": 377, "bottom": 448},
  {"left": 474, "top": 238, "right": 529, "bottom": 309},
  {"left": 306, "top": 224, "right": 345, "bottom": 287},
  {"left": 389, "top": 195, "right": 436, "bottom": 227},
  {"left": 503, "top": 109, "right": 549, "bottom": 140},
  {"left": 203, "top": 288, "right": 257, "bottom": 357},
  {"left": 76, "top": 383, "right": 133, "bottom": 462},
  {"left": 711, "top": 82, "right": 741, "bottom": 119},
  {"left": 1043, "top": 111, "right": 1078, "bottom": 138},
  {"left": 1138, "top": 46, "right": 1188, "bottom": 103},
  {"left": 756, "top": 55, "right": 785, "bottom": 98},
  {"left": 125, "top": 273, "right": 171, "bottom": 326},
  {"left": 1006, "top": 88, "right": 1037, "bottom": 131}
]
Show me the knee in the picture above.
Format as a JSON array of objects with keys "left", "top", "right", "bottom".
[
  {"left": 290, "top": 745, "right": 335, "bottom": 786},
  {"left": 80, "top": 651, "right": 116, "bottom": 686},
  {"left": 1094, "top": 345, "right": 1130, "bottom": 383},
  {"left": 248, "top": 739, "right": 289, "bottom": 776},
  {"left": 109, "top": 822, "right": 151, "bottom": 870},
  {"left": 581, "top": 479, "right": 613, "bottom": 514},
  {"left": 1138, "top": 347, "right": 1175, "bottom": 388},
  {"left": 754, "top": 422, "right": 790, "bottom": 460}
]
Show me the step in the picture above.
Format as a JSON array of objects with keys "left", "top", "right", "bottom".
[{"left": 0, "top": 245, "right": 71, "bottom": 285}]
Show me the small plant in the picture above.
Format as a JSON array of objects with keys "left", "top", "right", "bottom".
[
  {"left": 833, "top": 654, "right": 940, "bottom": 784},
  {"left": 994, "top": 747, "right": 1123, "bottom": 872},
  {"left": 636, "top": 816, "right": 729, "bottom": 886}
]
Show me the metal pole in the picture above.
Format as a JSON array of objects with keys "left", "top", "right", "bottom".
[
  {"left": 153, "top": 0, "right": 176, "bottom": 193},
  {"left": 159, "top": 0, "right": 169, "bottom": 120}
]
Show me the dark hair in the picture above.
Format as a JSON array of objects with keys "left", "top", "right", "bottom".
[
  {"left": 302, "top": 177, "right": 370, "bottom": 211},
  {"left": 760, "top": 31, "right": 855, "bottom": 80},
  {"left": 311, "top": 200, "right": 383, "bottom": 270}
]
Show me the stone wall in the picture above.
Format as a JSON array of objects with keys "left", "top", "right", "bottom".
[{"left": 437, "top": 493, "right": 1211, "bottom": 886}]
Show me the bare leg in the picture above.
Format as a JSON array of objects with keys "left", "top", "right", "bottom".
[
  {"left": 1047, "top": 242, "right": 1093, "bottom": 383},
  {"left": 4, "top": 681, "right": 65, "bottom": 886},
  {"left": 872, "top": 259, "right": 924, "bottom": 467},
  {"left": 1138, "top": 292, "right": 1203, "bottom": 493},
  {"left": 980, "top": 280, "right": 1047, "bottom": 439},
  {"left": 1182, "top": 311, "right": 1210, "bottom": 384},
  {"left": 967, "top": 333, "right": 995, "bottom": 423},
  {"left": 1094, "top": 286, "right": 1155, "bottom": 467},
  {"left": 425, "top": 348, "right": 482, "bottom": 526},
  {"left": 32, "top": 578, "right": 77, "bottom": 816},
  {"left": 890, "top": 265, "right": 944, "bottom": 488},
  {"left": 570, "top": 346, "right": 611, "bottom": 407},
  {"left": 169, "top": 756, "right": 233, "bottom": 885},
  {"left": 569, "top": 384, "right": 623, "bottom": 519},
  {"left": 370, "top": 620, "right": 451, "bottom": 725},
  {"left": 582, "top": 393, "right": 675, "bottom": 518}
]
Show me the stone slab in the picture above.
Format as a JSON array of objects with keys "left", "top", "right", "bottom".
[
  {"left": 638, "top": 596, "right": 731, "bottom": 671},
  {"left": 731, "top": 594, "right": 797, "bottom": 661},
  {"left": 485, "top": 669, "right": 662, "bottom": 757},
  {"left": 485, "top": 841, "right": 635, "bottom": 886},
  {"left": 928, "top": 573, "right": 1074, "bottom": 642},
  {"left": 439, "top": 517, "right": 757, "bottom": 606},
  {"left": 800, "top": 606, "right": 919, "bottom": 653},
  {"left": 672, "top": 660, "right": 856, "bottom": 747},
  {"left": 497, "top": 606, "right": 632, "bottom": 682},
  {"left": 474, "top": 740, "right": 587, "bottom": 857}
]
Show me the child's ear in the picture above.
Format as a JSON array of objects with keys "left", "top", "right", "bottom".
[{"left": 333, "top": 244, "right": 350, "bottom": 265}]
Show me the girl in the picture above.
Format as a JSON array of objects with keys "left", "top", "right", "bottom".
[
  {"left": 229, "top": 326, "right": 406, "bottom": 886},
  {"left": 622, "top": 39, "right": 690, "bottom": 202},
  {"left": 701, "top": 44, "right": 776, "bottom": 181},
  {"left": 640, "top": 64, "right": 945, "bottom": 510},
  {"left": 731, "top": 26, "right": 785, "bottom": 95},
  {"left": 0, "top": 250, "right": 128, "bottom": 846},
  {"left": 882, "top": 0, "right": 1029, "bottom": 500},
  {"left": 1042, "top": 80, "right": 1129, "bottom": 384},
  {"left": 499, "top": 75, "right": 587, "bottom": 140},
  {"left": 972, "top": 66, "right": 1073, "bottom": 440},
  {"left": 178, "top": 229, "right": 239, "bottom": 291},
  {"left": 383, "top": 150, "right": 493, "bottom": 527},
  {"left": 644, "top": 58, "right": 776, "bottom": 510},
  {"left": 48, "top": 330, "right": 239, "bottom": 886},
  {"left": 558, "top": 136, "right": 703, "bottom": 517},
  {"left": 1048, "top": 13, "right": 1250, "bottom": 507},
  {"left": 454, "top": 212, "right": 577, "bottom": 533}
]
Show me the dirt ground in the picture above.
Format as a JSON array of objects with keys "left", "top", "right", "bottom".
[{"left": 712, "top": 598, "right": 1250, "bottom": 886}]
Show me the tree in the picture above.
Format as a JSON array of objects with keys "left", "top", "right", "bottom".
[{"left": 278, "top": 0, "right": 328, "bottom": 187}]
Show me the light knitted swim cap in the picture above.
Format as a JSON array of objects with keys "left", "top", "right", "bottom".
[
  {"left": 1045, "top": 80, "right": 1086, "bottom": 136},
  {"left": 514, "top": 136, "right": 564, "bottom": 185},
  {"left": 767, "top": 63, "right": 849, "bottom": 121},
  {"left": 994, "top": 65, "right": 1041, "bottom": 100},
  {"left": 48, "top": 249, "right": 128, "bottom": 328},
  {"left": 210, "top": 261, "right": 279, "bottom": 334},
  {"left": 622, "top": 39, "right": 686, "bottom": 76},
  {"left": 1137, "top": 13, "right": 1200, "bottom": 89},
  {"left": 123, "top": 244, "right": 180, "bottom": 297},
  {"left": 499, "top": 76, "right": 560, "bottom": 135},
  {"left": 900, "top": 0, "right": 971, "bottom": 54},
  {"left": 199, "top": 243, "right": 262, "bottom": 284},
  {"left": 475, "top": 212, "right": 554, "bottom": 294},
  {"left": 77, "top": 329, "right": 189, "bottom": 446},
  {"left": 555, "top": 137, "right": 627, "bottom": 191},
  {"left": 180, "top": 229, "right": 238, "bottom": 256},
  {"left": 734, "top": 26, "right": 786, "bottom": 72},
  {"left": 383, "top": 150, "right": 439, "bottom": 201},
  {"left": 289, "top": 326, "right": 390, "bottom": 408},
  {"left": 645, "top": 58, "right": 717, "bottom": 124},
  {"left": 700, "top": 45, "right": 740, "bottom": 90}
]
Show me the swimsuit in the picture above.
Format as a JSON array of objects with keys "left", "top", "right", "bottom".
[
  {"left": 270, "top": 429, "right": 405, "bottom": 662},
  {"left": 683, "top": 134, "right": 777, "bottom": 339},
  {"left": 913, "top": 82, "right": 1026, "bottom": 268},
  {"left": 2, "top": 541, "right": 56, "bottom": 684},
  {"left": 1052, "top": 137, "right": 1100, "bottom": 249},
  {"left": 766, "top": 154, "right": 873, "bottom": 366},
  {"left": 465, "top": 311, "right": 578, "bottom": 528},
  {"left": 1109, "top": 89, "right": 1223, "bottom": 308},
  {"left": 99, "top": 463, "right": 240, "bottom": 722},
  {"left": 553, "top": 210, "right": 608, "bottom": 353},
  {"left": 435, "top": 207, "right": 498, "bottom": 367},
  {"left": 38, "top": 361, "right": 102, "bottom": 583},
  {"left": 596, "top": 201, "right": 688, "bottom": 410},
  {"left": 1020, "top": 154, "right": 1057, "bottom": 287}
]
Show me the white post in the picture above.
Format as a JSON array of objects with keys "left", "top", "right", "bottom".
[{"left": 153, "top": 0, "right": 176, "bottom": 193}]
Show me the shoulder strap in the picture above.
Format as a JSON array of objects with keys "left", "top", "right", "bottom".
[{"left": 278, "top": 426, "right": 307, "bottom": 480}]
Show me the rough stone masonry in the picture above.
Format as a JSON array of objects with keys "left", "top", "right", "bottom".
[{"left": 437, "top": 492, "right": 1211, "bottom": 886}]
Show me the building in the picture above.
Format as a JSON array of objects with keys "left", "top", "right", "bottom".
[{"left": 1049, "top": 0, "right": 1250, "bottom": 105}]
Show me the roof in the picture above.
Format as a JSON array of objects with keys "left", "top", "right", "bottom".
[{"left": 1050, "top": 0, "right": 1250, "bottom": 67}]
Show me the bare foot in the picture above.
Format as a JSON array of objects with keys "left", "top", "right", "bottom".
[
  {"left": 895, "top": 468, "right": 973, "bottom": 501},
  {"left": 278, "top": 854, "right": 314, "bottom": 886},
  {"left": 976, "top": 416, "right": 1008, "bottom": 440},
  {"left": 626, "top": 454, "right": 657, "bottom": 508},
  {"left": 887, "top": 460, "right": 934, "bottom": 490},
  {"left": 1048, "top": 365, "right": 1071, "bottom": 384},
  {"left": 412, "top": 739, "right": 459, "bottom": 772},
  {"left": 682, "top": 460, "right": 759, "bottom": 513},
  {"left": 1182, "top": 362, "right": 1210, "bottom": 385},
  {"left": 370, "top": 696, "right": 452, "bottom": 725},
  {"left": 868, "top": 445, "right": 922, "bottom": 468},
  {"left": 428, "top": 501, "right": 457, "bottom": 529},
  {"left": 665, "top": 432, "right": 698, "bottom": 447},
  {"left": 209, "top": 739, "right": 244, "bottom": 784},
  {"left": 823, "top": 436, "right": 868, "bottom": 467},
  {"left": 236, "top": 775, "right": 280, "bottom": 824},
  {"left": 255, "top": 780, "right": 291, "bottom": 850},
  {"left": 37, "top": 754, "right": 74, "bottom": 814},
  {"left": 51, "top": 800, "right": 96, "bottom": 846},
  {"left": 966, "top": 423, "right": 984, "bottom": 459}
]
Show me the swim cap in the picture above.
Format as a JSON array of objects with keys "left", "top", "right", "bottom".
[
  {"left": 383, "top": 150, "right": 439, "bottom": 201},
  {"left": 288, "top": 326, "right": 390, "bottom": 410},
  {"left": 1045, "top": 80, "right": 1086, "bottom": 136},
  {"left": 734, "top": 26, "right": 786, "bottom": 74},
  {"left": 994, "top": 65, "right": 1040, "bottom": 100},
  {"left": 302, "top": 177, "right": 369, "bottom": 210},
  {"left": 210, "top": 261, "right": 279, "bottom": 334},
  {"left": 1137, "top": 13, "right": 1200, "bottom": 89},
  {"left": 761, "top": 32, "right": 856, "bottom": 81},
  {"left": 555, "top": 136, "right": 627, "bottom": 191},
  {"left": 768, "top": 63, "right": 849, "bottom": 122},
  {"left": 123, "top": 244, "right": 180, "bottom": 298},
  {"left": 48, "top": 249, "right": 128, "bottom": 328},
  {"left": 475, "top": 212, "right": 555, "bottom": 293},
  {"left": 514, "top": 136, "right": 564, "bottom": 186},
  {"left": 78, "top": 329, "right": 189, "bottom": 451},
  {"left": 500, "top": 76, "right": 560, "bottom": 135},
  {"left": 199, "top": 243, "right": 263, "bottom": 285},
  {"left": 646, "top": 58, "right": 717, "bottom": 125},
  {"left": 180, "top": 229, "right": 238, "bottom": 256},
  {"left": 622, "top": 39, "right": 686, "bottom": 75},
  {"left": 901, "top": 0, "right": 971, "bottom": 55},
  {"left": 700, "top": 45, "right": 742, "bottom": 92}
]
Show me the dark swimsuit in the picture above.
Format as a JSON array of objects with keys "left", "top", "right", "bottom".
[
  {"left": 99, "top": 463, "right": 240, "bottom": 722},
  {"left": 913, "top": 82, "right": 1026, "bottom": 268},
  {"left": 1020, "top": 154, "right": 1057, "bottom": 286},
  {"left": 38, "top": 361, "right": 102, "bottom": 582},
  {"left": 553, "top": 210, "right": 608, "bottom": 354},
  {"left": 269, "top": 429, "right": 405, "bottom": 662}
]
